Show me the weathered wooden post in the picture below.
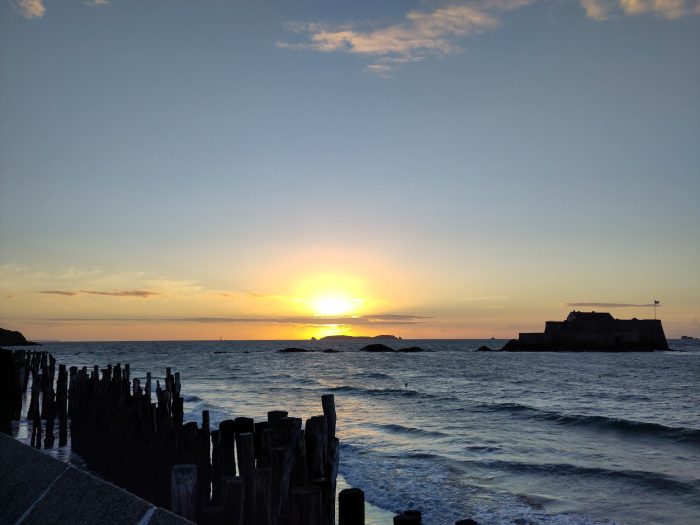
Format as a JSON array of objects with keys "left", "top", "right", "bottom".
[
  {"left": 394, "top": 511, "right": 421, "bottom": 524},
  {"left": 202, "top": 506, "right": 225, "bottom": 525},
  {"left": 339, "top": 487, "right": 365, "bottom": 525},
  {"left": 291, "top": 486, "right": 322, "bottom": 525},
  {"left": 236, "top": 432, "right": 255, "bottom": 525},
  {"left": 320, "top": 394, "right": 339, "bottom": 525},
  {"left": 268, "top": 410, "right": 288, "bottom": 427},
  {"left": 171, "top": 464, "right": 198, "bottom": 521},
  {"left": 0, "top": 349, "right": 15, "bottom": 434},
  {"left": 198, "top": 410, "right": 212, "bottom": 511},
  {"left": 219, "top": 420, "right": 237, "bottom": 478},
  {"left": 305, "top": 415, "right": 327, "bottom": 480},
  {"left": 55, "top": 363, "right": 67, "bottom": 446},
  {"left": 29, "top": 367, "right": 41, "bottom": 448},
  {"left": 221, "top": 476, "right": 246, "bottom": 525},
  {"left": 253, "top": 467, "right": 272, "bottom": 525},
  {"left": 254, "top": 421, "right": 270, "bottom": 467},
  {"left": 211, "top": 429, "right": 222, "bottom": 503}
]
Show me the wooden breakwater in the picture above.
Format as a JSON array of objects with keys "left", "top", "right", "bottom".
[
  {"left": 3, "top": 349, "right": 342, "bottom": 525},
  {"left": 1, "top": 348, "right": 482, "bottom": 525}
]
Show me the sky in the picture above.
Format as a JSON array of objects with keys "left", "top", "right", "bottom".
[{"left": 1, "top": 0, "right": 699, "bottom": 341}]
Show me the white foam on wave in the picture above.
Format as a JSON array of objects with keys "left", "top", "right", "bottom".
[{"left": 339, "top": 443, "right": 619, "bottom": 525}]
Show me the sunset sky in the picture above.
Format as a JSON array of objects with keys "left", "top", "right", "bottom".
[{"left": 1, "top": 0, "right": 699, "bottom": 340}]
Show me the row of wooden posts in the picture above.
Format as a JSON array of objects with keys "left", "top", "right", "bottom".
[
  {"left": 5, "top": 349, "right": 357, "bottom": 525},
  {"left": 3, "top": 349, "right": 481, "bottom": 525}
]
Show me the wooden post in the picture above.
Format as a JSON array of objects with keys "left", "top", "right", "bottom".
[
  {"left": 321, "top": 395, "right": 336, "bottom": 443},
  {"left": 221, "top": 476, "right": 246, "bottom": 525},
  {"left": 254, "top": 422, "right": 271, "bottom": 467},
  {"left": 234, "top": 416, "right": 254, "bottom": 460},
  {"left": 171, "top": 464, "right": 198, "bottom": 521},
  {"left": 198, "top": 410, "right": 212, "bottom": 511},
  {"left": 220, "top": 420, "right": 237, "bottom": 478},
  {"left": 339, "top": 488, "right": 365, "bottom": 525},
  {"left": 29, "top": 367, "right": 41, "bottom": 448},
  {"left": 253, "top": 468, "right": 272, "bottom": 525},
  {"left": 292, "top": 429, "right": 308, "bottom": 488},
  {"left": 320, "top": 395, "right": 338, "bottom": 525},
  {"left": 202, "top": 506, "right": 225, "bottom": 525},
  {"left": 146, "top": 372, "right": 152, "bottom": 402},
  {"left": 291, "top": 486, "right": 322, "bottom": 525},
  {"left": 236, "top": 432, "right": 255, "bottom": 525},
  {"left": 305, "top": 416, "right": 327, "bottom": 480},
  {"left": 211, "top": 429, "right": 222, "bottom": 504},
  {"left": 270, "top": 447, "right": 286, "bottom": 524},
  {"left": 394, "top": 512, "right": 421, "bottom": 524},
  {"left": 268, "top": 410, "right": 288, "bottom": 427},
  {"left": 182, "top": 421, "right": 199, "bottom": 464},
  {"left": 330, "top": 438, "right": 340, "bottom": 518},
  {"left": 311, "top": 478, "right": 330, "bottom": 525}
]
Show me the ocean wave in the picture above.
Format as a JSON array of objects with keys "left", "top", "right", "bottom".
[
  {"left": 183, "top": 401, "right": 230, "bottom": 427},
  {"left": 182, "top": 394, "right": 202, "bottom": 402},
  {"left": 339, "top": 443, "right": 613, "bottom": 525},
  {"left": 474, "top": 402, "right": 700, "bottom": 445},
  {"left": 473, "top": 459, "right": 700, "bottom": 496},
  {"left": 329, "top": 385, "right": 440, "bottom": 400},
  {"left": 368, "top": 423, "right": 448, "bottom": 439},
  {"left": 357, "top": 371, "right": 392, "bottom": 379}
]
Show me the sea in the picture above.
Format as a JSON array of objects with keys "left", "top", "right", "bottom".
[{"left": 11, "top": 339, "right": 700, "bottom": 525}]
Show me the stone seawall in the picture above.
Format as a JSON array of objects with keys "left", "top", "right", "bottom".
[{"left": 0, "top": 432, "right": 192, "bottom": 525}]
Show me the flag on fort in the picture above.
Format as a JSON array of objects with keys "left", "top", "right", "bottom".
[{"left": 654, "top": 300, "right": 660, "bottom": 305}]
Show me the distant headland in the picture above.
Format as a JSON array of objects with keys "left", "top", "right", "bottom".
[
  {"left": 312, "top": 334, "right": 402, "bottom": 342},
  {"left": 0, "top": 327, "right": 38, "bottom": 347},
  {"left": 502, "top": 311, "right": 668, "bottom": 352}
]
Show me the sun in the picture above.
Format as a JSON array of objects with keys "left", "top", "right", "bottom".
[{"left": 312, "top": 296, "right": 357, "bottom": 316}]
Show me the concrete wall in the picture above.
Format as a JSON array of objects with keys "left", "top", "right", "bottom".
[{"left": 0, "top": 432, "right": 192, "bottom": 525}]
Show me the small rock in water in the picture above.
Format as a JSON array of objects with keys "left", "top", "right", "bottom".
[
  {"left": 322, "top": 348, "right": 340, "bottom": 353},
  {"left": 397, "top": 346, "right": 426, "bottom": 353},
  {"left": 361, "top": 343, "right": 395, "bottom": 352},
  {"left": 278, "top": 347, "right": 312, "bottom": 353},
  {"left": 455, "top": 520, "right": 479, "bottom": 525}
]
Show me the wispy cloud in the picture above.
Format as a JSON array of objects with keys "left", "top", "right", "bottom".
[
  {"left": 581, "top": 0, "right": 693, "bottom": 19},
  {"left": 278, "top": 2, "right": 519, "bottom": 74},
  {"left": 40, "top": 290, "right": 79, "bottom": 296},
  {"left": 39, "top": 289, "right": 159, "bottom": 298},
  {"left": 41, "top": 314, "right": 431, "bottom": 326},
  {"left": 566, "top": 302, "right": 659, "bottom": 308},
  {"left": 81, "top": 290, "right": 159, "bottom": 298},
  {"left": 11, "top": 0, "right": 109, "bottom": 19},
  {"left": 580, "top": 0, "right": 617, "bottom": 20},
  {"left": 280, "top": 0, "right": 699, "bottom": 73},
  {"left": 10, "top": 0, "right": 45, "bottom": 19}
]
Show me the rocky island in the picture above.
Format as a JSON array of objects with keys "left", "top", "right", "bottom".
[
  {"left": 0, "top": 327, "right": 38, "bottom": 346},
  {"left": 502, "top": 311, "right": 668, "bottom": 352},
  {"left": 315, "top": 334, "right": 401, "bottom": 342}
]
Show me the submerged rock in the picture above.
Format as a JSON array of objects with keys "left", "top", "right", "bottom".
[
  {"left": 322, "top": 348, "right": 340, "bottom": 353},
  {"left": 360, "top": 343, "right": 395, "bottom": 352},
  {"left": 278, "top": 347, "right": 312, "bottom": 353},
  {"left": 396, "top": 346, "right": 426, "bottom": 353}
]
